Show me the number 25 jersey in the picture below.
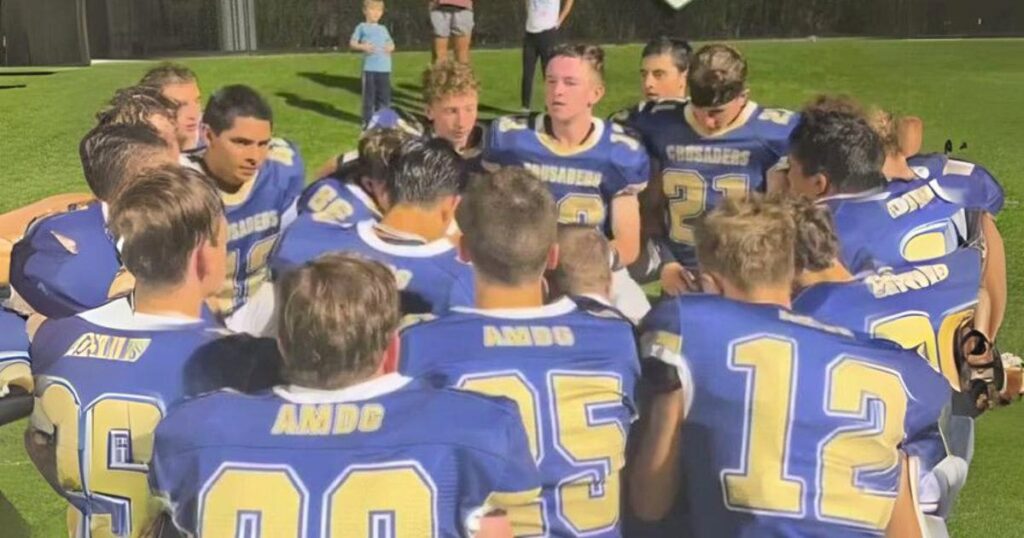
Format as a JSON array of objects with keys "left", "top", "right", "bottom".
[
  {"left": 399, "top": 298, "right": 640, "bottom": 537},
  {"left": 632, "top": 100, "right": 798, "bottom": 267},
  {"left": 640, "top": 294, "right": 949, "bottom": 537}
]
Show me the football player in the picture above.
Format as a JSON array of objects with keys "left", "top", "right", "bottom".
[
  {"left": 24, "top": 166, "right": 250, "bottom": 538},
  {"left": 871, "top": 108, "right": 1007, "bottom": 344},
  {"left": 632, "top": 196, "right": 949, "bottom": 537},
  {"left": 271, "top": 138, "right": 472, "bottom": 316},
  {"left": 139, "top": 62, "right": 204, "bottom": 153},
  {"left": 484, "top": 43, "right": 649, "bottom": 267},
  {"left": 787, "top": 101, "right": 996, "bottom": 274},
  {"left": 0, "top": 310, "right": 31, "bottom": 404},
  {"left": 609, "top": 36, "right": 692, "bottom": 126},
  {"left": 400, "top": 168, "right": 640, "bottom": 537},
  {"left": 631, "top": 43, "right": 799, "bottom": 293},
  {"left": 296, "top": 127, "right": 409, "bottom": 226},
  {"left": 184, "top": 85, "right": 305, "bottom": 317},
  {"left": 9, "top": 124, "right": 178, "bottom": 318},
  {"left": 150, "top": 253, "right": 542, "bottom": 537},
  {"left": 95, "top": 85, "right": 181, "bottom": 153},
  {"left": 368, "top": 60, "right": 487, "bottom": 172}
]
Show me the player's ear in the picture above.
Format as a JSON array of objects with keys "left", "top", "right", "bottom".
[
  {"left": 591, "top": 83, "right": 606, "bottom": 108},
  {"left": 203, "top": 124, "right": 215, "bottom": 146},
  {"left": 813, "top": 173, "right": 831, "bottom": 197},
  {"left": 546, "top": 243, "right": 560, "bottom": 271}
]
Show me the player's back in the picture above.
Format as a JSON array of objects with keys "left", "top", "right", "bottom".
[
  {"left": 908, "top": 153, "right": 1004, "bottom": 215},
  {"left": 9, "top": 202, "right": 123, "bottom": 318},
  {"left": 271, "top": 219, "right": 473, "bottom": 315},
  {"left": 794, "top": 248, "right": 982, "bottom": 389},
  {"left": 825, "top": 178, "right": 978, "bottom": 272},
  {"left": 150, "top": 375, "right": 542, "bottom": 537},
  {"left": 484, "top": 113, "right": 649, "bottom": 232},
  {"left": 295, "top": 167, "right": 382, "bottom": 226},
  {"left": 187, "top": 138, "right": 305, "bottom": 314},
  {"left": 640, "top": 294, "right": 948, "bottom": 537},
  {"left": 400, "top": 297, "right": 640, "bottom": 537},
  {"left": 29, "top": 298, "right": 231, "bottom": 538},
  {"left": 631, "top": 100, "right": 798, "bottom": 266}
]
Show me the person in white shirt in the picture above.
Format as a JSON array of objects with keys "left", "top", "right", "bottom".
[{"left": 521, "top": 0, "right": 575, "bottom": 110}]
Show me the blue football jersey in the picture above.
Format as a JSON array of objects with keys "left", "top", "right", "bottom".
[
  {"left": 187, "top": 138, "right": 305, "bottom": 315},
  {"left": 150, "top": 374, "right": 542, "bottom": 537},
  {"left": 399, "top": 297, "right": 640, "bottom": 537},
  {"left": 29, "top": 299, "right": 234, "bottom": 538},
  {"left": 270, "top": 219, "right": 474, "bottom": 315},
  {"left": 0, "top": 310, "right": 30, "bottom": 394},
  {"left": 368, "top": 107, "right": 488, "bottom": 174},
  {"left": 794, "top": 248, "right": 982, "bottom": 390},
  {"left": 908, "top": 153, "right": 1004, "bottom": 215},
  {"left": 608, "top": 98, "right": 688, "bottom": 130},
  {"left": 825, "top": 176, "right": 990, "bottom": 272},
  {"left": 630, "top": 100, "right": 798, "bottom": 267},
  {"left": 640, "top": 294, "right": 949, "bottom": 537},
  {"left": 10, "top": 202, "right": 128, "bottom": 318},
  {"left": 483, "top": 113, "right": 650, "bottom": 235},
  {"left": 295, "top": 168, "right": 382, "bottom": 226}
]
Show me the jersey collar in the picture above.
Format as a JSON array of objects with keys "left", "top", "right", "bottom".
[
  {"left": 357, "top": 220, "right": 455, "bottom": 257},
  {"left": 78, "top": 297, "right": 206, "bottom": 331},
  {"left": 451, "top": 296, "right": 577, "bottom": 319},
  {"left": 533, "top": 114, "right": 605, "bottom": 156},
  {"left": 345, "top": 183, "right": 383, "bottom": 219},
  {"left": 275, "top": 373, "right": 413, "bottom": 404}
]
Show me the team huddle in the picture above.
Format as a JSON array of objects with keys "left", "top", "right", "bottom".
[{"left": 0, "top": 36, "right": 1018, "bottom": 538}]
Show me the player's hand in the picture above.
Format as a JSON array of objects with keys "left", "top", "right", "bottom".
[{"left": 660, "top": 263, "right": 697, "bottom": 296}]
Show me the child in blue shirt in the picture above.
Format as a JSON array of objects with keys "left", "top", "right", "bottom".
[{"left": 350, "top": 0, "right": 395, "bottom": 127}]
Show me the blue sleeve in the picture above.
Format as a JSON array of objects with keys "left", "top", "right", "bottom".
[
  {"left": 272, "top": 139, "right": 305, "bottom": 211},
  {"left": 383, "top": 26, "right": 394, "bottom": 43},
  {"left": 0, "top": 312, "right": 31, "bottom": 393},
  {"left": 350, "top": 23, "right": 364, "bottom": 43},
  {"left": 638, "top": 298, "right": 684, "bottom": 368},
  {"left": 757, "top": 108, "right": 800, "bottom": 163},
  {"left": 605, "top": 125, "right": 651, "bottom": 197},
  {"left": 931, "top": 160, "right": 1005, "bottom": 215},
  {"left": 481, "top": 117, "right": 524, "bottom": 169},
  {"left": 297, "top": 178, "right": 339, "bottom": 216},
  {"left": 267, "top": 226, "right": 303, "bottom": 280},
  {"left": 899, "top": 352, "right": 951, "bottom": 459},
  {"left": 150, "top": 412, "right": 201, "bottom": 534}
]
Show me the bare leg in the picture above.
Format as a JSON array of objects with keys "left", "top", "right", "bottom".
[
  {"left": 433, "top": 37, "right": 449, "bottom": 64},
  {"left": 453, "top": 34, "right": 472, "bottom": 64}
]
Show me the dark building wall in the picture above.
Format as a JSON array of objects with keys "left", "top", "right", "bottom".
[{"left": 1, "top": 0, "right": 89, "bottom": 66}]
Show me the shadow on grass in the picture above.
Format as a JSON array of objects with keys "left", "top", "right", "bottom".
[
  {"left": 275, "top": 91, "right": 363, "bottom": 127},
  {"left": 0, "top": 491, "right": 30, "bottom": 538}
]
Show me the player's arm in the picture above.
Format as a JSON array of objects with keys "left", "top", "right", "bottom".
[
  {"left": 24, "top": 423, "right": 62, "bottom": 494},
  {"left": 611, "top": 194, "right": 641, "bottom": 266},
  {"left": 886, "top": 452, "right": 923, "bottom": 538},
  {"left": 979, "top": 213, "right": 1006, "bottom": 341},
  {"left": 557, "top": 0, "right": 575, "bottom": 27},
  {"left": 628, "top": 386, "right": 684, "bottom": 521},
  {"left": 477, "top": 514, "right": 515, "bottom": 538}
]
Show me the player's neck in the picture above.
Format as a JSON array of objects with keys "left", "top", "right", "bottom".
[
  {"left": 722, "top": 281, "right": 793, "bottom": 310},
  {"left": 796, "top": 261, "right": 854, "bottom": 290},
  {"left": 474, "top": 278, "right": 546, "bottom": 311},
  {"left": 200, "top": 156, "right": 246, "bottom": 195},
  {"left": 380, "top": 205, "right": 449, "bottom": 242},
  {"left": 547, "top": 114, "right": 594, "bottom": 148},
  {"left": 132, "top": 283, "right": 203, "bottom": 320},
  {"left": 883, "top": 154, "right": 917, "bottom": 181}
]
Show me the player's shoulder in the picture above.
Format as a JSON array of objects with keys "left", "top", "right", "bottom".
[
  {"left": 368, "top": 107, "right": 427, "bottom": 137},
  {"left": 23, "top": 201, "right": 104, "bottom": 242},
  {"left": 489, "top": 113, "right": 536, "bottom": 141},
  {"left": 748, "top": 103, "right": 800, "bottom": 138},
  {"left": 258, "top": 137, "right": 304, "bottom": 187},
  {"left": 155, "top": 388, "right": 272, "bottom": 449}
]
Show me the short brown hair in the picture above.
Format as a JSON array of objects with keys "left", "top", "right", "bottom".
[
  {"left": 458, "top": 168, "right": 557, "bottom": 286},
  {"left": 422, "top": 60, "right": 480, "bottom": 105},
  {"left": 688, "top": 44, "right": 747, "bottom": 108},
  {"left": 696, "top": 196, "right": 795, "bottom": 292},
  {"left": 804, "top": 94, "right": 866, "bottom": 118},
  {"left": 96, "top": 85, "right": 178, "bottom": 127},
  {"left": 550, "top": 43, "right": 606, "bottom": 82},
  {"left": 276, "top": 254, "right": 400, "bottom": 389},
  {"left": 785, "top": 195, "right": 840, "bottom": 273},
  {"left": 139, "top": 62, "right": 197, "bottom": 89},
  {"left": 108, "top": 165, "right": 223, "bottom": 287},
  {"left": 79, "top": 123, "right": 172, "bottom": 201},
  {"left": 549, "top": 225, "right": 612, "bottom": 298},
  {"left": 359, "top": 128, "right": 410, "bottom": 181}
]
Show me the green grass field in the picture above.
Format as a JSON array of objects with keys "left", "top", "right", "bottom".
[{"left": 0, "top": 38, "right": 1022, "bottom": 536}]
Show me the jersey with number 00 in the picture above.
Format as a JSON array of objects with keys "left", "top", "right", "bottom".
[
  {"left": 270, "top": 219, "right": 473, "bottom": 315},
  {"left": 149, "top": 375, "right": 542, "bottom": 538},
  {"left": 825, "top": 175, "right": 991, "bottom": 272},
  {"left": 0, "top": 310, "right": 30, "bottom": 398},
  {"left": 908, "top": 153, "right": 1004, "bottom": 215},
  {"left": 794, "top": 247, "right": 982, "bottom": 391},
  {"left": 483, "top": 113, "right": 649, "bottom": 234},
  {"left": 631, "top": 100, "right": 798, "bottom": 267},
  {"left": 399, "top": 297, "right": 640, "bottom": 537},
  {"left": 186, "top": 138, "right": 305, "bottom": 315},
  {"left": 640, "top": 294, "right": 949, "bottom": 537},
  {"left": 29, "top": 299, "right": 233, "bottom": 538},
  {"left": 9, "top": 202, "right": 125, "bottom": 318},
  {"left": 295, "top": 167, "right": 382, "bottom": 226}
]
